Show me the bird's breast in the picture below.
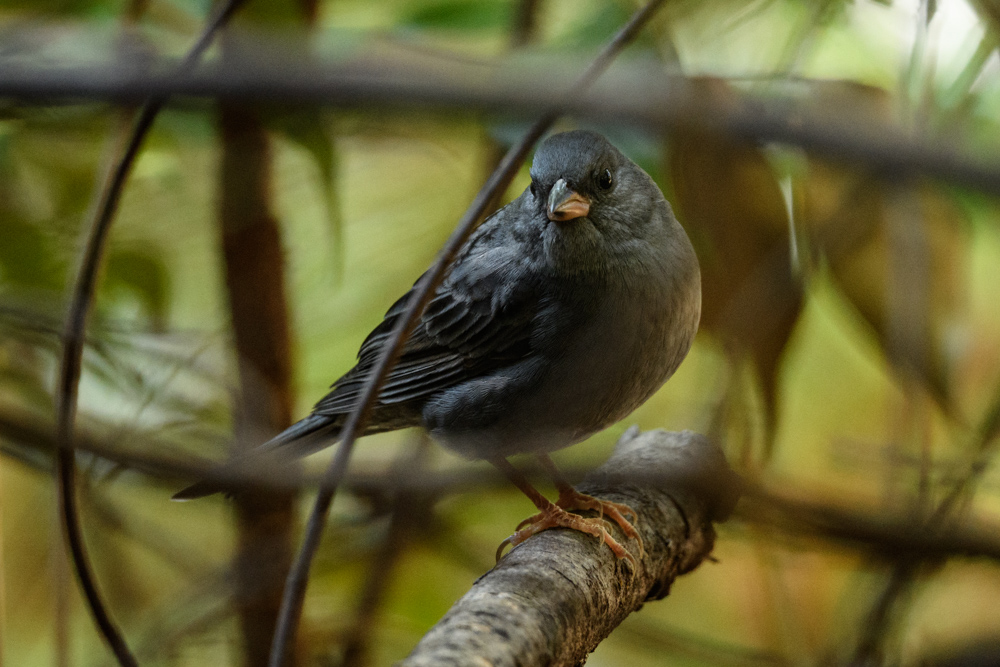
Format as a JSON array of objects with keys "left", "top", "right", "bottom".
[
  {"left": 428, "top": 271, "right": 699, "bottom": 460},
  {"left": 540, "top": 281, "right": 696, "bottom": 435}
]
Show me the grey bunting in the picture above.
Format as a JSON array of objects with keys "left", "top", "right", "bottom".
[{"left": 175, "top": 130, "right": 702, "bottom": 566}]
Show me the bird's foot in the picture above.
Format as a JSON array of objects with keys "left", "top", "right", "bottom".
[
  {"left": 497, "top": 500, "right": 638, "bottom": 568},
  {"left": 551, "top": 487, "right": 645, "bottom": 559}
]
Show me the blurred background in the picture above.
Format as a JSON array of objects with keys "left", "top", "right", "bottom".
[{"left": 2, "top": 0, "right": 1000, "bottom": 665}]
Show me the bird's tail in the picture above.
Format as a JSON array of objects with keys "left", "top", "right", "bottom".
[
  {"left": 257, "top": 413, "right": 341, "bottom": 457},
  {"left": 171, "top": 413, "right": 340, "bottom": 501}
]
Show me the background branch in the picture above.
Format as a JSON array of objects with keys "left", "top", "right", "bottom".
[
  {"left": 6, "top": 406, "right": 1000, "bottom": 564},
  {"left": 0, "top": 46, "right": 999, "bottom": 197}
]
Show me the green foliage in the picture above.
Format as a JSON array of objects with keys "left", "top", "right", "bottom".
[
  {"left": 403, "top": 0, "right": 514, "bottom": 31},
  {"left": 2, "top": 0, "right": 1000, "bottom": 666},
  {"left": 264, "top": 107, "right": 344, "bottom": 280},
  {"left": 102, "top": 246, "right": 171, "bottom": 327}
]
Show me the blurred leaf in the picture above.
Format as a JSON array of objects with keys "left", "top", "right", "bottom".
[
  {"left": 799, "top": 81, "right": 967, "bottom": 406},
  {"left": 0, "top": 219, "right": 63, "bottom": 290},
  {"left": 102, "top": 246, "right": 171, "bottom": 329},
  {"left": 667, "top": 78, "right": 803, "bottom": 437},
  {"left": 558, "top": 2, "right": 645, "bottom": 50},
  {"left": 403, "top": 0, "right": 514, "bottom": 31},
  {"left": 237, "top": 0, "right": 312, "bottom": 25},
  {"left": 0, "top": 0, "right": 120, "bottom": 17},
  {"left": 819, "top": 178, "right": 964, "bottom": 404},
  {"left": 264, "top": 107, "right": 343, "bottom": 278}
]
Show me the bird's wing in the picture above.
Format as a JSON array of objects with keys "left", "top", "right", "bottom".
[{"left": 313, "top": 214, "right": 544, "bottom": 416}]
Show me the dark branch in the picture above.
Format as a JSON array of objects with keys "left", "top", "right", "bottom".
[
  {"left": 4, "top": 42, "right": 1000, "bottom": 196},
  {"left": 7, "top": 405, "right": 1000, "bottom": 564},
  {"left": 738, "top": 481, "right": 1000, "bottom": 562}
]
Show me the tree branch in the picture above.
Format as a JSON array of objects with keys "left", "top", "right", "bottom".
[
  {"left": 737, "top": 481, "right": 1000, "bottom": 561},
  {"left": 6, "top": 405, "right": 1000, "bottom": 563},
  {"left": 400, "top": 428, "right": 740, "bottom": 667},
  {"left": 6, "top": 42, "right": 1000, "bottom": 196}
]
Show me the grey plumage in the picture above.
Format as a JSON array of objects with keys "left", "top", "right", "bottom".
[{"left": 174, "top": 130, "right": 700, "bottom": 500}]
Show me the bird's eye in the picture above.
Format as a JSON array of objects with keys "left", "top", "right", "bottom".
[{"left": 597, "top": 169, "right": 613, "bottom": 191}]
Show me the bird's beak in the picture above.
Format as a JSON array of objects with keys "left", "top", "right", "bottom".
[{"left": 547, "top": 178, "right": 590, "bottom": 222}]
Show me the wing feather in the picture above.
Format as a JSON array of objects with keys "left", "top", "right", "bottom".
[{"left": 312, "top": 208, "right": 542, "bottom": 420}]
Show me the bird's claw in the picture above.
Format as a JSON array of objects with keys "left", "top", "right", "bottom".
[
  {"left": 554, "top": 488, "right": 645, "bottom": 559},
  {"left": 495, "top": 534, "right": 516, "bottom": 562},
  {"left": 495, "top": 498, "right": 641, "bottom": 569}
]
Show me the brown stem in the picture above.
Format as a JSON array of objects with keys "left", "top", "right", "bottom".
[
  {"left": 511, "top": 0, "right": 541, "bottom": 48},
  {"left": 218, "top": 98, "right": 299, "bottom": 667}
]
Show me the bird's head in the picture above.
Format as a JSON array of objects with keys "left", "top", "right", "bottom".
[{"left": 527, "top": 130, "right": 673, "bottom": 276}]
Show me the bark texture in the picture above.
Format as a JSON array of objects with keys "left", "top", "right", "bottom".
[{"left": 400, "top": 428, "right": 741, "bottom": 667}]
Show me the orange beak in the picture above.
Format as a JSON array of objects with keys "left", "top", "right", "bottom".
[{"left": 546, "top": 178, "right": 590, "bottom": 222}]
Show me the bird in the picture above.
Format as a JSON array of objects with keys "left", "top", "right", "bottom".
[{"left": 175, "top": 129, "right": 701, "bottom": 565}]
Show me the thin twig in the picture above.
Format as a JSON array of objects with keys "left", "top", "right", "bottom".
[
  {"left": 738, "top": 479, "right": 1000, "bottom": 563},
  {"left": 266, "top": 2, "right": 668, "bottom": 665},
  {"left": 53, "top": 1, "right": 247, "bottom": 665},
  {"left": 849, "top": 380, "right": 1000, "bottom": 665}
]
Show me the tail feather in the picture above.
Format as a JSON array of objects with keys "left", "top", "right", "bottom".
[
  {"left": 258, "top": 413, "right": 341, "bottom": 456},
  {"left": 171, "top": 414, "right": 339, "bottom": 501}
]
